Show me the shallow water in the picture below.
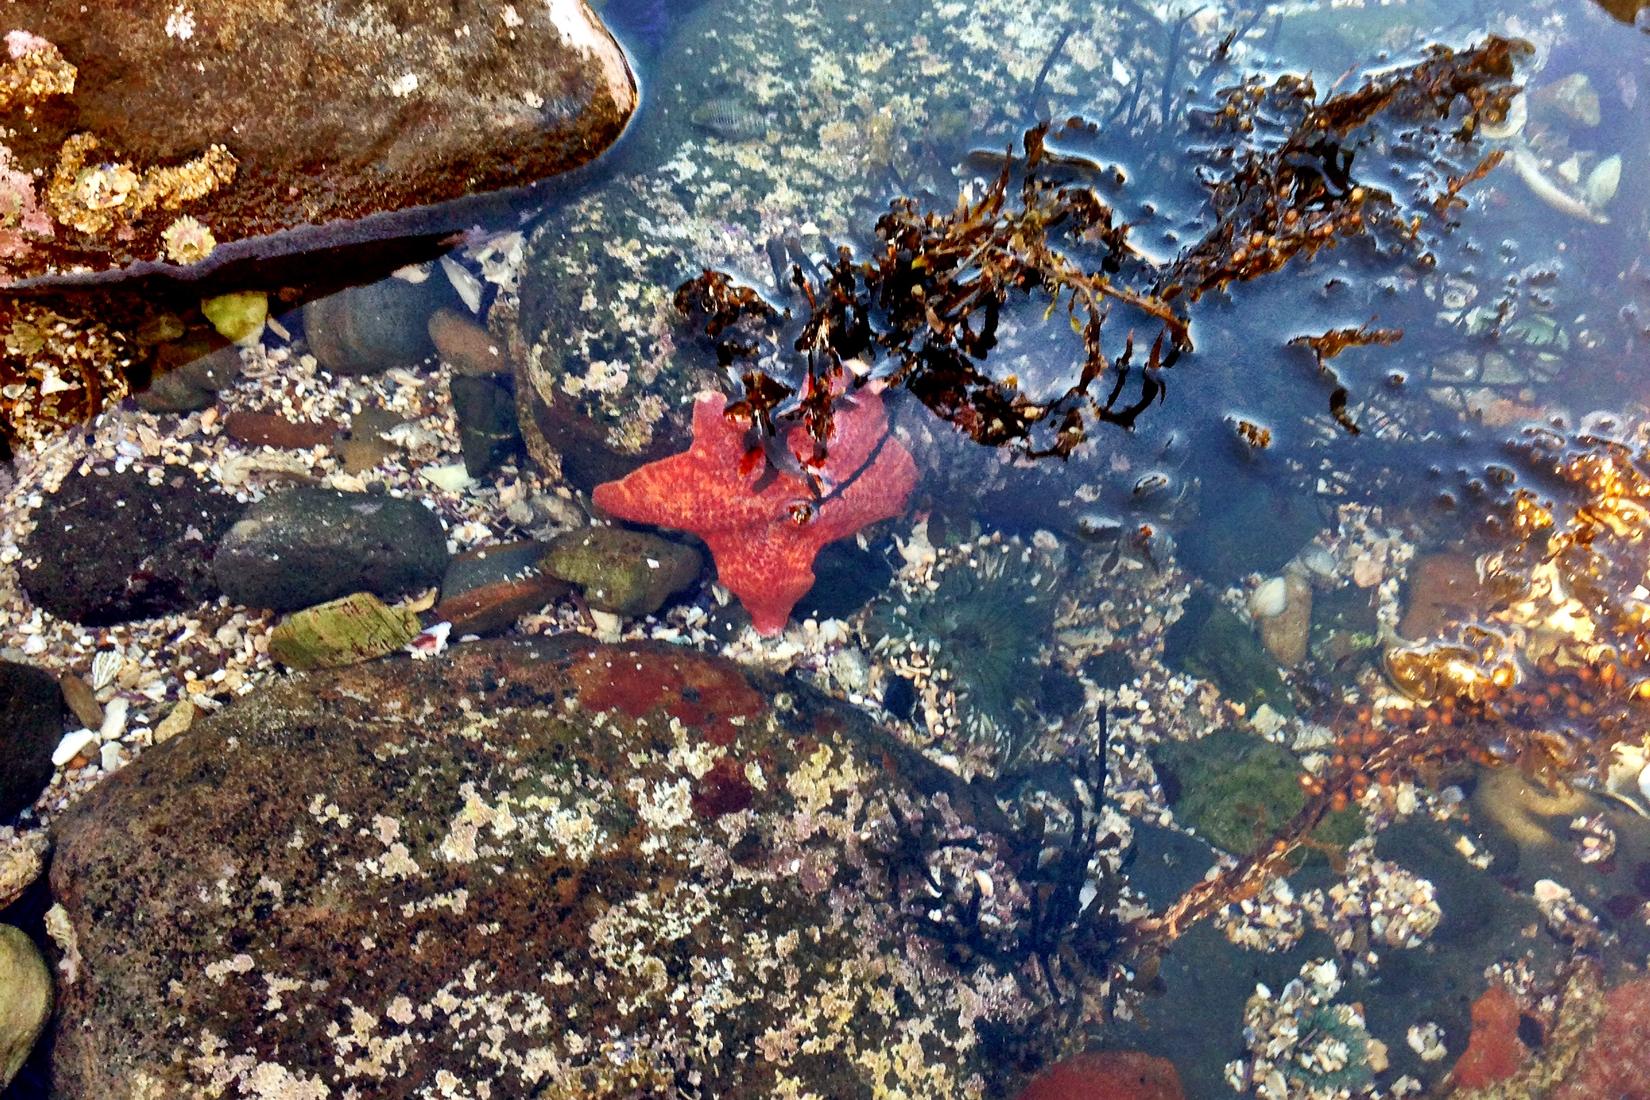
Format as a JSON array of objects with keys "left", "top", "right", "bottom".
[{"left": 4, "top": 0, "right": 1650, "bottom": 1096}]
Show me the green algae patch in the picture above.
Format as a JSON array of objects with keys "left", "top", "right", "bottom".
[{"left": 1158, "top": 730, "right": 1363, "bottom": 862}]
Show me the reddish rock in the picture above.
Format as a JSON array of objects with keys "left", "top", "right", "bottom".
[
  {"left": 1450, "top": 983, "right": 1527, "bottom": 1090},
  {"left": 568, "top": 643, "right": 766, "bottom": 747},
  {"left": 1553, "top": 978, "right": 1650, "bottom": 1099},
  {"left": 223, "top": 410, "right": 337, "bottom": 450},
  {"left": 430, "top": 308, "right": 512, "bottom": 376},
  {"left": 433, "top": 573, "right": 569, "bottom": 637},
  {"left": 1401, "top": 553, "right": 1485, "bottom": 639},
  {"left": 1017, "top": 1051, "right": 1186, "bottom": 1100}
]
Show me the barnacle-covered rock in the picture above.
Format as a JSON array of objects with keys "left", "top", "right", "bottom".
[
  {"left": 47, "top": 638, "right": 1042, "bottom": 1098},
  {"left": 503, "top": 0, "right": 1145, "bottom": 486},
  {"left": 0, "top": 0, "right": 636, "bottom": 286}
]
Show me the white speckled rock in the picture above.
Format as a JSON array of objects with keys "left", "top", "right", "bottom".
[{"left": 49, "top": 637, "right": 1052, "bottom": 1098}]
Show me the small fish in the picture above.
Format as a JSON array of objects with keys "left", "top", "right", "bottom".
[{"left": 689, "top": 98, "right": 773, "bottom": 141}]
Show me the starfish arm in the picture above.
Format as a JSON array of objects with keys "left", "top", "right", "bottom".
[
  {"left": 811, "top": 431, "right": 921, "bottom": 544},
  {"left": 704, "top": 529, "right": 819, "bottom": 636},
  {"left": 591, "top": 451, "right": 709, "bottom": 529}
]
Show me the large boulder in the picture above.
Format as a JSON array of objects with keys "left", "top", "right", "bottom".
[
  {"left": 213, "top": 486, "right": 450, "bottom": 612},
  {"left": 18, "top": 467, "right": 241, "bottom": 625},
  {"left": 48, "top": 637, "right": 1041, "bottom": 1098},
  {"left": 0, "top": 0, "right": 637, "bottom": 286},
  {"left": 499, "top": 0, "right": 1143, "bottom": 488}
]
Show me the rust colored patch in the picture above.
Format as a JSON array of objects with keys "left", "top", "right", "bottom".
[
  {"left": 569, "top": 644, "right": 765, "bottom": 747},
  {"left": 1017, "top": 1050, "right": 1185, "bottom": 1100},
  {"left": 1450, "top": 983, "right": 1527, "bottom": 1090},
  {"left": 692, "top": 755, "right": 756, "bottom": 819}
]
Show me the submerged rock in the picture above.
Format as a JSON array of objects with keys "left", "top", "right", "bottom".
[
  {"left": 542, "top": 526, "right": 702, "bottom": 616},
  {"left": 1163, "top": 591, "right": 1296, "bottom": 717},
  {"left": 1155, "top": 730, "right": 1362, "bottom": 862},
  {"left": 213, "top": 486, "right": 449, "bottom": 612},
  {"left": 267, "top": 592, "right": 423, "bottom": 670},
  {"left": 0, "top": 924, "right": 51, "bottom": 1089},
  {"left": 0, "top": 1, "right": 637, "bottom": 286},
  {"left": 48, "top": 638, "right": 1034, "bottom": 1097},
  {"left": 1016, "top": 1050, "right": 1186, "bottom": 1100},
  {"left": 18, "top": 467, "right": 240, "bottom": 625},
  {"left": 434, "top": 541, "right": 569, "bottom": 635},
  {"left": 302, "top": 275, "right": 452, "bottom": 377},
  {"left": 0, "top": 661, "right": 66, "bottom": 820}
]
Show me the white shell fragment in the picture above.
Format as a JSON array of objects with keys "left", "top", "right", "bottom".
[
  {"left": 52, "top": 729, "right": 100, "bottom": 767},
  {"left": 440, "top": 255, "right": 485, "bottom": 313},
  {"left": 1250, "top": 576, "right": 1288, "bottom": 619},
  {"left": 1585, "top": 154, "right": 1622, "bottom": 209},
  {"left": 422, "top": 463, "right": 476, "bottom": 493},
  {"left": 90, "top": 649, "right": 122, "bottom": 691}
]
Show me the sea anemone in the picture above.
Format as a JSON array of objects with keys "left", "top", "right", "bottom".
[
  {"left": 864, "top": 532, "right": 1066, "bottom": 774},
  {"left": 161, "top": 215, "right": 216, "bottom": 265}
]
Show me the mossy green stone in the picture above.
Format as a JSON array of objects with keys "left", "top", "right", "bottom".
[
  {"left": 1158, "top": 730, "right": 1362, "bottom": 862},
  {"left": 268, "top": 592, "right": 421, "bottom": 670},
  {"left": 200, "top": 290, "right": 268, "bottom": 346},
  {"left": 0, "top": 924, "right": 51, "bottom": 1088},
  {"left": 542, "top": 527, "right": 702, "bottom": 617}
]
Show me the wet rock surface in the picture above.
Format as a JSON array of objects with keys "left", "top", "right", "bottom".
[
  {"left": 542, "top": 526, "right": 702, "bottom": 616},
  {"left": 18, "top": 467, "right": 239, "bottom": 625},
  {"left": 0, "top": 0, "right": 637, "bottom": 285},
  {"left": 0, "top": 924, "right": 51, "bottom": 1089},
  {"left": 434, "top": 541, "right": 568, "bottom": 636},
  {"left": 0, "top": 661, "right": 66, "bottom": 820},
  {"left": 213, "top": 486, "right": 449, "bottom": 612},
  {"left": 48, "top": 637, "right": 1028, "bottom": 1098},
  {"left": 301, "top": 276, "right": 452, "bottom": 377}
]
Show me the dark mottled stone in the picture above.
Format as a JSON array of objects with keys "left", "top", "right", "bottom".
[
  {"left": 301, "top": 277, "right": 450, "bottom": 377},
  {"left": 0, "top": 662, "right": 66, "bottom": 821},
  {"left": 18, "top": 468, "right": 239, "bottom": 625},
  {"left": 449, "top": 374, "right": 523, "bottom": 477},
  {"left": 213, "top": 487, "right": 449, "bottom": 612}
]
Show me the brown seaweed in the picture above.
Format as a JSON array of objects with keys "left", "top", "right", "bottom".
[{"left": 674, "top": 37, "right": 1526, "bottom": 468}]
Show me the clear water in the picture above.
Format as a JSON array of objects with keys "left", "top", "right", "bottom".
[{"left": 4, "top": 0, "right": 1650, "bottom": 1096}]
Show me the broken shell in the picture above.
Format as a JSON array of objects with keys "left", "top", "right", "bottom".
[
  {"left": 72, "top": 162, "right": 138, "bottom": 210},
  {"left": 89, "top": 649, "right": 122, "bottom": 691},
  {"left": 1585, "top": 154, "right": 1622, "bottom": 209}
]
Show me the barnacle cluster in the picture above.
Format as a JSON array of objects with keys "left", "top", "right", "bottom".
[
  {"left": 0, "top": 30, "right": 76, "bottom": 112},
  {"left": 45, "top": 133, "right": 236, "bottom": 238},
  {"left": 863, "top": 533, "right": 1067, "bottom": 776},
  {"left": 1230, "top": 960, "right": 1383, "bottom": 1100}
]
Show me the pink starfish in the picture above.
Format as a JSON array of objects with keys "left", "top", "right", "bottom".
[{"left": 592, "top": 388, "right": 918, "bottom": 634}]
